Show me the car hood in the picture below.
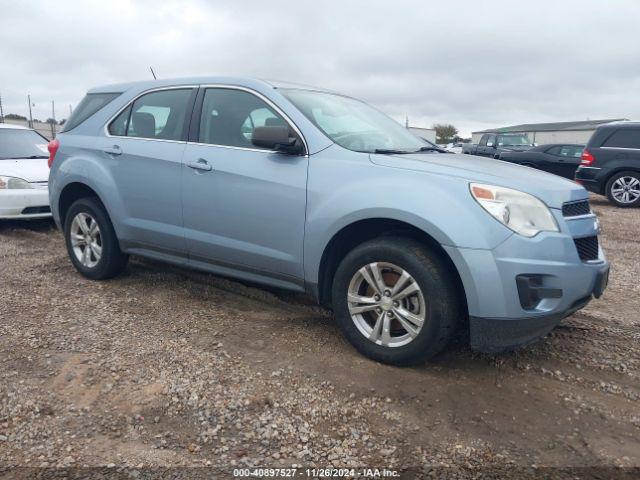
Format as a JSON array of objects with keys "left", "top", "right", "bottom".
[
  {"left": 0, "top": 158, "right": 50, "bottom": 182},
  {"left": 369, "top": 152, "right": 587, "bottom": 208}
]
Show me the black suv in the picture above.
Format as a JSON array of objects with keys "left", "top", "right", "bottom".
[{"left": 576, "top": 122, "right": 640, "bottom": 207}]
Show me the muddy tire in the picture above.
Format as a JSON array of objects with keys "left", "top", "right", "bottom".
[
  {"left": 64, "top": 197, "right": 128, "bottom": 280},
  {"left": 331, "top": 237, "right": 462, "bottom": 366}
]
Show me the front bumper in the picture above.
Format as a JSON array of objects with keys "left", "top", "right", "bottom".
[
  {"left": 0, "top": 188, "right": 51, "bottom": 219},
  {"left": 443, "top": 208, "right": 609, "bottom": 352},
  {"left": 470, "top": 264, "right": 609, "bottom": 352}
]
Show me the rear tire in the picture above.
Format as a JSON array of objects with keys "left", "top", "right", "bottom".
[
  {"left": 64, "top": 197, "right": 128, "bottom": 279},
  {"left": 331, "top": 237, "right": 462, "bottom": 366},
  {"left": 605, "top": 171, "right": 640, "bottom": 207}
]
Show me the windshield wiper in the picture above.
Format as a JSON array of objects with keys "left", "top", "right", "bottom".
[
  {"left": 373, "top": 148, "right": 414, "bottom": 155},
  {"left": 416, "top": 146, "right": 447, "bottom": 153}
]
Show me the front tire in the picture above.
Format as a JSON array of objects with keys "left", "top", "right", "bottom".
[
  {"left": 64, "top": 197, "right": 128, "bottom": 279},
  {"left": 331, "top": 237, "right": 462, "bottom": 366},
  {"left": 605, "top": 171, "right": 640, "bottom": 207}
]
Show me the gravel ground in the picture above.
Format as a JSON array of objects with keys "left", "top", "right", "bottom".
[{"left": 0, "top": 194, "right": 638, "bottom": 479}]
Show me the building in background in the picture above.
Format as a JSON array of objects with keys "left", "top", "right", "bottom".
[
  {"left": 407, "top": 126, "right": 437, "bottom": 143},
  {"left": 471, "top": 119, "right": 628, "bottom": 145}
]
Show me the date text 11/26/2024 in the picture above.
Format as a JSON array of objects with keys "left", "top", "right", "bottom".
[{"left": 233, "top": 467, "right": 400, "bottom": 478}]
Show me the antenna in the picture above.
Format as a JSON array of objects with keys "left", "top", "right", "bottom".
[{"left": 150, "top": 67, "right": 157, "bottom": 80}]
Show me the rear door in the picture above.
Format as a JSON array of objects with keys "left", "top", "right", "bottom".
[
  {"left": 599, "top": 127, "right": 640, "bottom": 167},
  {"left": 103, "top": 87, "right": 196, "bottom": 254},
  {"left": 181, "top": 86, "right": 308, "bottom": 283},
  {"left": 556, "top": 145, "right": 583, "bottom": 179},
  {"left": 540, "top": 145, "right": 565, "bottom": 176}
]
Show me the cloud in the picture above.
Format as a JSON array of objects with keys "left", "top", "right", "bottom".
[{"left": 1, "top": 0, "right": 639, "bottom": 136}]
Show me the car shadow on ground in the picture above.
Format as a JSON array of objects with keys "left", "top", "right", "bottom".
[{"left": 0, "top": 218, "right": 56, "bottom": 233}]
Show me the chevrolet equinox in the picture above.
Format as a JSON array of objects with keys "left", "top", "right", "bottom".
[{"left": 48, "top": 77, "right": 610, "bottom": 365}]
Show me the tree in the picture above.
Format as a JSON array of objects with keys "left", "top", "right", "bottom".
[
  {"left": 432, "top": 124, "right": 459, "bottom": 144},
  {"left": 5, "top": 113, "right": 27, "bottom": 121},
  {"left": 45, "top": 118, "right": 58, "bottom": 125},
  {"left": 59, "top": 119, "right": 66, "bottom": 126}
]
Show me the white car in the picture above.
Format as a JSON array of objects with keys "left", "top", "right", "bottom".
[{"left": 0, "top": 123, "right": 52, "bottom": 219}]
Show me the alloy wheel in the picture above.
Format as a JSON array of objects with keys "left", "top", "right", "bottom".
[
  {"left": 70, "top": 212, "right": 102, "bottom": 268},
  {"left": 611, "top": 176, "right": 640, "bottom": 204},
  {"left": 347, "top": 262, "right": 426, "bottom": 347}
]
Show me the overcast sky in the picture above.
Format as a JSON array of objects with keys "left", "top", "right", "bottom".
[{"left": 1, "top": 0, "right": 639, "bottom": 137}]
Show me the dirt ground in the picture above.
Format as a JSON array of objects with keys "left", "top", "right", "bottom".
[{"left": 1, "top": 194, "right": 638, "bottom": 479}]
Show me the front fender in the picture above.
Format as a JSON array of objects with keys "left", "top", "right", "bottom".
[{"left": 303, "top": 146, "right": 512, "bottom": 285}]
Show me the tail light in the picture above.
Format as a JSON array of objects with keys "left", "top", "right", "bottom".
[
  {"left": 580, "top": 149, "right": 595, "bottom": 166},
  {"left": 47, "top": 138, "right": 59, "bottom": 168}
]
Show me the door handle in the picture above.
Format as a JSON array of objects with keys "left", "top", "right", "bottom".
[
  {"left": 187, "top": 159, "right": 213, "bottom": 172},
  {"left": 104, "top": 145, "right": 122, "bottom": 156}
]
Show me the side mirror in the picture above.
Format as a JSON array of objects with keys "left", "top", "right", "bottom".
[{"left": 251, "top": 126, "right": 304, "bottom": 155}]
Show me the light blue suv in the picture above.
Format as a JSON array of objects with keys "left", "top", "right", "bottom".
[{"left": 48, "top": 77, "right": 609, "bottom": 365}]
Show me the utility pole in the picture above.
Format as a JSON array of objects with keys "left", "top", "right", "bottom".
[
  {"left": 51, "top": 100, "right": 56, "bottom": 138},
  {"left": 69, "top": 104, "right": 73, "bottom": 116},
  {"left": 0, "top": 92, "right": 4, "bottom": 123},
  {"left": 27, "top": 94, "right": 34, "bottom": 128},
  {"left": 405, "top": 115, "right": 409, "bottom": 128}
]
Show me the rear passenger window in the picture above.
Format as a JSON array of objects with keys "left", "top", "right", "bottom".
[
  {"left": 603, "top": 129, "right": 640, "bottom": 149},
  {"left": 198, "top": 88, "right": 293, "bottom": 149},
  {"left": 109, "top": 89, "right": 193, "bottom": 141},
  {"left": 559, "top": 146, "right": 582, "bottom": 157},
  {"left": 546, "top": 146, "right": 562, "bottom": 155},
  {"left": 63, "top": 93, "right": 120, "bottom": 132}
]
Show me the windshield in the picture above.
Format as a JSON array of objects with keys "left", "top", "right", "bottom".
[
  {"left": 281, "top": 89, "right": 426, "bottom": 153},
  {"left": 497, "top": 134, "right": 532, "bottom": 146},
  {"left": 0, "top": 128, "right": 49, "bottom": 159}
]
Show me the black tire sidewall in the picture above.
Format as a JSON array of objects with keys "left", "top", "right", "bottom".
[
  {"left": 605, "top": 171, "right": 640, "bottom": 208},
  {"left": 64, "top": 197, "right": 126, "bottom": 279},
  {"left": 332, "top": 238, "right": 459, "bottom": 366}
]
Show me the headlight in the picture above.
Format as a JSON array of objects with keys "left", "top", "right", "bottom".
[
  {"left": 470, "top": 183, "right": 559, "bottom": 237},
  {"left": 0, "top": 176, "right": 33, "bottom": 190}
]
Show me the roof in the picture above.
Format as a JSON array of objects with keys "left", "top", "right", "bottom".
[
  {"left": 473, "top": 119, "right": 628, "bottom": 134},
  {"left": 87, "top": 76, "right": 333, "bottom": 95},
  {"left": 0, "top": 122, "right": 29, "bottom": 130}
]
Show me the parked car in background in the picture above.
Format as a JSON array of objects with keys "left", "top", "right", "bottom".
[
  {"left": 499, "top": 144, "right": 584, "bottom": 180},
  {"left": 48, "top": 77, "right": 608, "bottom": 365},
  {"left": 576, "top": 121, "right": 640, "bottom": 207},
  {"left": 462, "top": 133, "right": 534, "bottom": 158},
  {"left": 445, "top": 142, "right": 464, "bottom": 154},
  {"left": 0, "top": 123, "right": 52, "bottom": 219}
]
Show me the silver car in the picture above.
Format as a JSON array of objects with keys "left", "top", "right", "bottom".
[{"left": 48, "top": 77, "right": 609, "bottom": 365}]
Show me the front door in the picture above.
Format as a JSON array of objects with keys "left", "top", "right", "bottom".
[{"left": 181, "top": 87, "right": 308, "bottom": 281}]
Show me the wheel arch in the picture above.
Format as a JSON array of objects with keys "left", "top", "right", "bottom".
[
  {"left": 58, "top": 182, "right": 105, "bottom": 227},
  {"left": 315, "top": 217, "right": 468, "bottom": 316}
]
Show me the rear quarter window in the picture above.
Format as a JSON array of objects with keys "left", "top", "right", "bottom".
[
  {"left": 63, "top": 93, "right": 120, "bottom": 132},
  {"left": 602, "top": 128, "right": 640, "bottom": 149}
]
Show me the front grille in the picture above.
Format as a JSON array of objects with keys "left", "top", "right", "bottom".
[
  {"left": 562, "top": 200, "right": 591, "bottom": 217},
  {"left": 21, "top": 206, "right": 51, "bottom": 214},
  {"left": 574, "top": 236, "right": 599, "bottom": 261}
]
